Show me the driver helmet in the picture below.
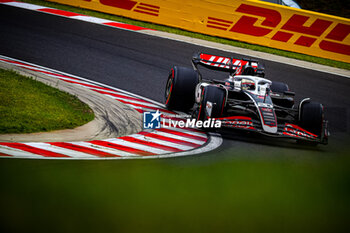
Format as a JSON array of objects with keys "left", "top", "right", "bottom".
[{"left": 241, "top": 79, "right": 255, "bottom": 91}]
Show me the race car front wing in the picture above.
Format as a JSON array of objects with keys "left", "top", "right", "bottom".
[{"left": 215, "top": 116, "right": 328, "bottom": 145}]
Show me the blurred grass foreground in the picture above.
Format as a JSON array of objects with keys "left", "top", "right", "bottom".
[{"left": 0, "top": 151, "right": 349, "bottom": 233}]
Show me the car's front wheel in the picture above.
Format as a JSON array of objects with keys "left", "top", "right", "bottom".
[
  {"left": 298, "top": 101, "right": 324, "bottom": 145},
  {"left": 196, "top": 85, "right": 226, "bottom": 121}
]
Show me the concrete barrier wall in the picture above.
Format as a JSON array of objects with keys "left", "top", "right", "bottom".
[{"left": 48, "top": 0, "right": 350, "bottom": 63}]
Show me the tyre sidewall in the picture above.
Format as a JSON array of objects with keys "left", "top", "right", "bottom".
[
  {"left": 165, "top": 66, "right": 199, "bottom": 111},
  {"left": 197, "top": 85, "right": 226, "bottom": 120}
]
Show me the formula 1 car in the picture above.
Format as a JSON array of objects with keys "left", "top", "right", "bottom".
[{"left": 164, "top": 52, "right": 329, "bottom": 145}]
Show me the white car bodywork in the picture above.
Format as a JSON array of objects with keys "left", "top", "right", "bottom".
[{"left": 196, "top": 75, "right": 278, "bottom": 134}]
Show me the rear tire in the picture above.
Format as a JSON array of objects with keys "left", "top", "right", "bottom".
[
  {"left": 165, "top": 66, "right": 199, "bottom": 112},
  {"left": 197, "top": 85, "right": 226, "bottom": 121}
]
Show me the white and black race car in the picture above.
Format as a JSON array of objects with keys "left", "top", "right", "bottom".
[{"left": 164, "top": 52, "right": 329, "bottom": 145}]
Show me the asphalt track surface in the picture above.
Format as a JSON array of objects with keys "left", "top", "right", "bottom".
[{"left": 1, "top": 4, "right": 350, "bottom": 157}]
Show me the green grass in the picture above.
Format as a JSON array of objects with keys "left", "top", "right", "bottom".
[
  {"left": 19, "top": 0, "right": 350, "bottom": 70},
  {"left": 0, "top": 149, "right": 349, "bottom": 233},
  {"left": 0, "top": 69, "right": 94, "bottom": 134}
]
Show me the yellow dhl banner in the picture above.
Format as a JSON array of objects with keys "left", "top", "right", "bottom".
[{"left": 48, "top": 0, "right": 350, "bottom": 63}]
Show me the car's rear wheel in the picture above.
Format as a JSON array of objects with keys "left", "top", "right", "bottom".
[
  {"left": 298, "top": 101, "right": 324, "bottom": 145},
  {"left": 197, "top": 85, "right": 226, "bottom": 121},
  {"left": 165, "top": 66, "right": 199, "bottom": 112}
]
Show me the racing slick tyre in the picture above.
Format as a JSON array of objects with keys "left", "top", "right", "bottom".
[
  {"left": 298, "top": 101, "right": 324, "bottom": 145},
  {"left": 197, "top": 85, "right": 226, "bottom": 121},
  {"left": 270, "top": 81, "right": 294, "bottom": 108},
  {"left": 165, "top": 66, "right": 199, "bottom": 112}
]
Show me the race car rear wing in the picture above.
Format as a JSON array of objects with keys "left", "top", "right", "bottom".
[{"left": 192, "top": 52, "right": 265, "bottom": 77}]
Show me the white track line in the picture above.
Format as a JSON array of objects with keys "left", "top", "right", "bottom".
[
  {"left": 25, "top": 143, "right": 97, "bottom": 159},
  {"left": 140, "top": 130, "right": 206, "bottom": 145},
  {"left": 102, "top": 138, "right": 169, "bottom": 154},
  {"left": 70, "top": 15, "right": 113, "bottom": 24},
  {"left": 113, "top": 97, "right": 160, "bottom": 108},
  {"left": 3, "top": 1, "right": 43, "bottom": 10},
  {"left": 160, "top": 127, "right": 207, "bottom": 138},
  {"left": 69, "top": 141, "right": 140, "bottom": 157},
  {"left": 0, "top": 145, "right": 43, "bottom": 159}
]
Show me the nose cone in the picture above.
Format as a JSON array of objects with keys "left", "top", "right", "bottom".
[{"left": 259, "top": 107, "right": 278, "bottom": 134}]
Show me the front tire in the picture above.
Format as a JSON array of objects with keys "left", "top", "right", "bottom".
[
  {"left": 165, "top": 66, "right": 199, "bottom": 112},
  {"left": 197, "top": 85, "right": 226, "bottom": 121},
  {"left": 299, "top": 101, "right": 324, "bottom": 137}
]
